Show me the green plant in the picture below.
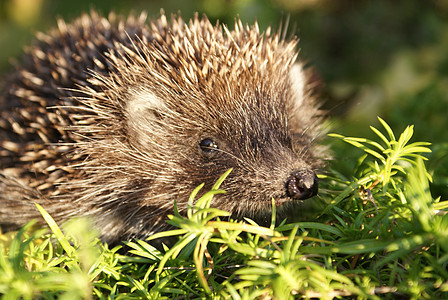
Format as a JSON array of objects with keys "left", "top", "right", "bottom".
[{"left": 0, "top": 118, "right": 447, "bottom": 299}]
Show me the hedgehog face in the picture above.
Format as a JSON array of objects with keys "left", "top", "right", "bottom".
[{"left": 120, "top": 60, "right": 322, "bottom": 224}]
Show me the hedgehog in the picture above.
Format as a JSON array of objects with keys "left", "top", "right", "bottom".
[{"left": 0, "top": 11, "right": 326, "bottom": 244}]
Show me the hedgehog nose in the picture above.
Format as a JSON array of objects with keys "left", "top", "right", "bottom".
[{"left": 285, "top": 169, "right": 318, "bottom": 200}]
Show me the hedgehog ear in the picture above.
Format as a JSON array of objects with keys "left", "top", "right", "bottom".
[
  {"left": 288, "top": 63, "right": 308, "bottom": 108},
  {"left": 125, "top": 89, "right": 169, "bottom": 146},
  {"left": 126, "top": 89, "right": 167, "bottom": 123}
]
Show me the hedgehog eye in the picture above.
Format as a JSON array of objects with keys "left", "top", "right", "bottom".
[{"left": 199, "top": 138, "right": 218, "bottom": 153}]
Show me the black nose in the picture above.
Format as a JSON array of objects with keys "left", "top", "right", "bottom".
[{"left": 285, "top": 169, "right": 318, "bottom": 200}]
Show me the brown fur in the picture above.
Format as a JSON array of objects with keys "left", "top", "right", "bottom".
[{"left": 0, "top": 11, "right": 326, "bottom": 244}]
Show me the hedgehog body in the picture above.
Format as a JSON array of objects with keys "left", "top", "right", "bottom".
[{"left": 0, "top": 11, "right": 325, "bottom": 243}]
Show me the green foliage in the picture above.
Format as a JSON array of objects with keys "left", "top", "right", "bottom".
[
  {"left": 1, "top": 119, "right": 448, "bottom": 299},
  {"left": 329, "top": 117, "right": 432, "bottom": 193}
]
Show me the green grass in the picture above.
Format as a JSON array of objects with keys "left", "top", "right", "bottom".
[{"left": 1, "top": 118, "right": 447, "bottom": 299}]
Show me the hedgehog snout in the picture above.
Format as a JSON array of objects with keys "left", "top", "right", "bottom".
[{"left": 285, "top": 169, "right": 318, "bottom": 200}]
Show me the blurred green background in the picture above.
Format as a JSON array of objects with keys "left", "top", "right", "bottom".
[{"left": 1, "top": 0, "right": 447, "bottom": 198}]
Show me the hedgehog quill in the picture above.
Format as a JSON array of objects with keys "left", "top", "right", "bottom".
[{"left": 0, "top": 11, "right": 327, "bottom": 244}]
